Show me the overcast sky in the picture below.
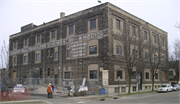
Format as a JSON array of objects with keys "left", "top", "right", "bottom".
[{"left": 0, "top": 0, "right": 179, "bottom": 54}]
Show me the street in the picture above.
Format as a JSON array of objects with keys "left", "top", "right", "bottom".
[{"left": 30, "top": 91, "right": 180, "bottom": 104}]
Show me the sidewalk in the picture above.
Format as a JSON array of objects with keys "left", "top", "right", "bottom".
[{"left": 0, "top": 100, "right": 50, "bottom": 104}]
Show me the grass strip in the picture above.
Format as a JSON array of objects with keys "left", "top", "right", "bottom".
[
  {"left": 84, "top": 90, "right": 157, "bottom": 101},
  {"left": 118, "top": 90, "right": 158, "bottom": 97}
]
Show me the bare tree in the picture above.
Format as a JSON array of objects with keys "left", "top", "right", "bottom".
[
  {"left": 148, "top": 42, "right": 164, "bottom": 91},
  {"left": 169, "top": 48, "right": 179, "bottom": 84},
  {"left": 0, "top": 40, "right": 12, "bottom": 88},
  {"left": 118, "top": 30, "right": 144, "bottom": 93}
]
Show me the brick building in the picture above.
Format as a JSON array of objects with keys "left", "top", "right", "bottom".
[{"left": 9, "top": 2, "right": 168, "bottom": 93}]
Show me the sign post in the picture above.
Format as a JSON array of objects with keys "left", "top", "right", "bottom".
[
  {"left": 118, "top": 76, "right": 120, "bottom": 96},
  {"left": 136, "top": 74, "right": 141, "bottom": 93}
]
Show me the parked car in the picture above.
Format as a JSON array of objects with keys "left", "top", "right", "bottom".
[
  {"left": 158, "top": 85, "right": 173, "bottom": 93},
  {"left": 171, "top": 84, "right": 180, "bottom": 91}
]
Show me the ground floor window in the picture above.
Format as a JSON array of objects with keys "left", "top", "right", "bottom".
[
  {"left": 133, "top": 86, "right": 136, "bottom": 91},
  {"left": 90, "top": 70, "right": 97, "bottom": 79},
  {"left": 121, "top": 87, "right": 126, "bottom": 92},
  {"left": 114, "top": 87, "right": 119, "bottom": 93}
]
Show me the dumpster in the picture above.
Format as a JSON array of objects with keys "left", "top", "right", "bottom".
[{"left": 101, "top": 88, "right": 105, "bottom": 94}]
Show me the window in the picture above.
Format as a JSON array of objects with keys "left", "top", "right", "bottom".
[
  {"left": 50, "top": 48, "right": 53, "bottom": 56},
  {"left": 145, "top": 52, "right": 148, "bottom": 59},
  {"left": 69, "top": 25, "right": 74, "bottom": 35},
  {"left": 155, "top": 73, "right": 158, "bottom": 79},
  {"left": 48, "top": 48, "right": 53, "bottom": 57},
  {"left": 133, "top": 86, "right": 136, "bottom": 91},
  {"left": 116, "top": 19, "right": 120, "bottom": 30},
  {"left": 90, "top": 70, "right": 97, "bottom": 79},
  {"left": 162, "top": 71, "right": 167, "bottom": 80},
  {"left": 36, "top": 53, "right": 41, "bottom": 61},
  {"left": 116, "top": 46, "right": 122, "bottom": 55},
  {"left": 55, "top": 52, "right": 58, "bottom": 59},
  {"left": 13, "top": 57, "right": 17, "bottom": 64},
  {"left": 154, "top": 55, "right": 158, "bottom": 61},
  {"left": 162, "top": 38, "right": 164, "bottom": 46},
  {"left": 24, "top": 39, "right": 28, "bottom": 46},
  {"left": 117, "top": 70, "right": 122, "bottom": 79},
  {"left": 153, "top": 35, "right": 156, "bottom": 43},
  {"left": 40, "top": 68, "right": 43, "bottom": 78},
  {"left": 48, "top": 68, "right": 50, "bottom": 76},
  {"left": 132, "top": 26, "right": 135, "bottom": 35},
  {"left": 114, "top": 87, "right": 119, "bottom": 93},
  {"left": 121, "top": 87, "right": 126, "bottom": 92},
  {"left": 67, "top": 50, "right": 70, "bottom": 58},
  {"left": 65, "top": 72, "right": 70, "bottom": 79},
  {"left": 66, "top": 66, "right": 68, "bottom": 71},
  {"left": 51, "top": 30, "right": 56, "bottom": 39},
  {"left": 169, "top": 71, "right": 173, "bottom": 76},
  {"left": 90, "top": 19, "right": 96, "bottom": 30},
  {"left": 14, "top": 42, "right": 17, "bottom": 49},
  {"left": 37, "top": 35, "right": 41, "bottom": 43},
  {"left": 131, "top": 71, "right": 136, "bottom": 79},
  {"left": 146, "top": 72, "right": 149, "bottom": 79},
  {"left": 144, "top": 31, "right": 147, "bottom": 40},
  {"left": 132, "top": 49, "right": 137, "bottom": 57},
  {"left": 161, "top": 56, "right": 165, "bottom": 63},
  {"left": 24, "top": 56, "right": 28, "bottom": 63},
  {"left": 89, "top": 45, "right": 97, "bottom": 55}
]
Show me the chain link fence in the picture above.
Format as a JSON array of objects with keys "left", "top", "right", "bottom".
[{"left": 25, "top": 78, "right": 103, "bottom": 96}]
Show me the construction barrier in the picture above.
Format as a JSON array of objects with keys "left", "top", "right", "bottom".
[{"left": 1, "top": 88, "right": 31, "bottom": 101}]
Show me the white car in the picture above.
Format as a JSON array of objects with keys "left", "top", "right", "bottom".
[
  {"left": 158, "top": 85, "right": 173, "bottom": 93},
  {"left": 171, "top": 84, "right": 180, "bottom": 91}
]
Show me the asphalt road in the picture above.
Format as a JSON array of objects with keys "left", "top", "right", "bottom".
[{"left": 31, "top": 91, "right": 180, "bottom": 104}]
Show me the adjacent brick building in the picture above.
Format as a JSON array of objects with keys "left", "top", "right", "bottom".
[{"left": 9, "top": 2, "right": 168, "bottom": 93}]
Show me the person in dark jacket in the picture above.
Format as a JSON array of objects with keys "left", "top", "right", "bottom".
[{"left": 51, "top": 83, "right": 54, "bottom": 98}]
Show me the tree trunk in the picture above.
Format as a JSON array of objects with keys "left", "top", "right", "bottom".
[
  {"left": 128, "top": 73, "right": 131, "bottom": 94},
  {"left": 177, "top": 75, "right": 179, "bottom": 84},
  {"left": 152, "top": 74, "right": 154, "bottom": 91}
]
